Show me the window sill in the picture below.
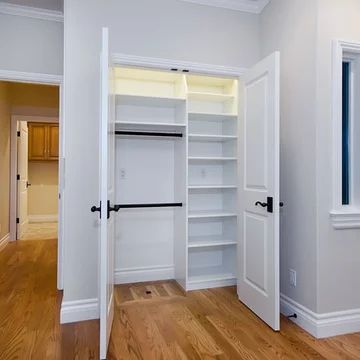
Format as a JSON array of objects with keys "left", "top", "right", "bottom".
[{"left": 330, "top": 208, "right": 360, "bottom": 229}]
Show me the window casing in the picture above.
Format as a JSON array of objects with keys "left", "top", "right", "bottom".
[{"left": 331, "top": 40, "right": 360, "bottom": 229}]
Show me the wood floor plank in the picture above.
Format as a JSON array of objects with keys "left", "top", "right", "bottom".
[{"left": 2, "top": 239, "right": 360, "bottom": 359}]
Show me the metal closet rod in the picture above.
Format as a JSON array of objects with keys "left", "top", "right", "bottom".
[
  {"left": 115, "top": 130, "right": 183, "bottom": 138},
  {"left": 116, "top": 203, "right": 183, "bottom": 209}
]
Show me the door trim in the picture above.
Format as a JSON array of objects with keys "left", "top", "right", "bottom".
[{"left": 4, "top": 69, "right": 64, "bottom": 291}]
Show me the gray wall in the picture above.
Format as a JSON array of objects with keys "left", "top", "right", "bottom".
[
  {"left": 62, "top": 0, "right": 260, "bottom": 302},
  {"left": 316, "top": 0, "right": 360, "bottom": 313},
  {"left": 260, "top": 0, "right": 319, "bottom": 311},
  {"left": 0, "top": 13, "right": 63, "bottom": 75}
]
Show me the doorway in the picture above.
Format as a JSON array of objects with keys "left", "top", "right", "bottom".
[
  {"left": 0, "top": 78, "right": 64, "bottom": 290},
  {"left": 14, "top": 118, "right": 59, "bottom": 241}
]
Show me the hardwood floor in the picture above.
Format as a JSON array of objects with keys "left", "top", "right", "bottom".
[
  {"left": 1, "top": 239, "right": 360, "bottom": 359},
  {"left": 0, "top": 239, "right": 98, "bottom": 359}
]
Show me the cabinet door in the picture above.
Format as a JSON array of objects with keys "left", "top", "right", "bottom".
[
  {"left": 28, "top": 123, "right": 47, "bottom": 160},
  {"left": 48, "top": 124, "right": 59, "bottom": 160}
]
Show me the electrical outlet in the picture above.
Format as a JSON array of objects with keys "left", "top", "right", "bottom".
[
  {"left": 120, "top": 168, "right": 126, "bottom": 179},
  {"left": 201, "top": 168, "right": 206, "bottom": 178},
  {"left": 289, "top": 269, "right": 297, "bottom": 287}
]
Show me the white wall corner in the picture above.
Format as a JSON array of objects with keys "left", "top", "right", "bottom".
[
  {"left": 0, "top": 2, "right": 63, "bottom": 22},
  {"left": 281, "top": 293, "right": 360, "bottom": 338},
  {"left": 114, "top": 265, "right": 174, "bottom": 284},
  {"left": 60, "top": 298, "right": 99, "bottom": 324},
  {"left": 0, "top": 233, "right": 10, "bottom": 252},
  {"left": 178, "top": 0, "right": 269, "bottom": 14}
]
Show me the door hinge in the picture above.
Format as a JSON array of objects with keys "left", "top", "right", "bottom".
[
  {"left": 17, "top": 131, "right": 20, "bottom": 137},
  {"left": 17, "top": 174, "right": 20, "bottom": 180},
  {"left": 16, "top": 217, "right": 19, "bottom": 224}
]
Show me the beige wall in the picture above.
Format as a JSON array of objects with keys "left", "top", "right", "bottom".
[
  {"left": 9, "top": 82, "right": 59, "bottom": 117},
  {"left": 28, "top": 161, "right": 58, "bottom": 218},
  {"left": 0, "top": 82, "right": 11, "bottom": 240}
]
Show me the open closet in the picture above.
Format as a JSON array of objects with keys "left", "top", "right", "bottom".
[
  {"left": 96, "top": 28, "right": 280, "bottom": 359},
  {"left": 114, "top": 67, "right": 239, "bottom": 291}
]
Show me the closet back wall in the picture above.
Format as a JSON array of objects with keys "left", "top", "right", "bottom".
[{"left": 63, "top": 0, "right": 260, "bottom": 304}]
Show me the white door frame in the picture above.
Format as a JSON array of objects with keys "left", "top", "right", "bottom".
[{"left": 1, "top": 69, "right": 64, "bottom": 291}]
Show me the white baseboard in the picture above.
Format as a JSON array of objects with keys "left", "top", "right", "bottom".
[
  {"left": 28, "top": 214, "right": 58, "bottom": 223},
  {"left": 187, "top": 278, "right": 237, "bottom": 291},
  {"left": 0, "top": 233, "right": 10, "bottom": 251},
  {"left": 280, "top": 293, "right": 360, "bottom": 338},
  {"left": 60, "top": 298, "right": 99, "bottom": 324},
  {"left": 114, "top": 265, "right": 174, "bottom": 284}
]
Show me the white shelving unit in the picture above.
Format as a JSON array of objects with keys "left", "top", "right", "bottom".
[
  {"left": 113, "top": 67, "right": 239, "bottom": 291},
  {"left": 186, "top": 74, "right": 238, "bottom": 290}
]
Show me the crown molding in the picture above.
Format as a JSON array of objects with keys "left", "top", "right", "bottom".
[
  {"left": 0, "top": 69, "right": 62, "bottom": 84},
  {"left": 178, "top": 0, "right": 270, "bottom": 14},
  {"left": 0, "top": 2, "right": 63, "bottom": 22},
  {"left": 112, "top": 53, "right": 246, "bottom": 77}
]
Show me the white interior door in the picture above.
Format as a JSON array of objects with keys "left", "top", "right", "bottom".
[
  {"left": 237, "top": 52, "right": 280, "bottom": 330},
  {"left": 99, "top": 27, "right": 115, "bottom": 360},
  {"left": 17, "top": 121, "right": 29, "bottom": 239}
]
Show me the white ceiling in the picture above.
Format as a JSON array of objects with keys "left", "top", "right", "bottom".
[
  {"left": 0, "top": 0, "right": 63, "bottom": 12},
  {"left": 179, "top": 0, "right": 270, "bottom": 14}
]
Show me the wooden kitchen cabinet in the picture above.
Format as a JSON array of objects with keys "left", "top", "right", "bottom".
[{"left": 28, "top": 123, "right": 59, "bottom": 161}]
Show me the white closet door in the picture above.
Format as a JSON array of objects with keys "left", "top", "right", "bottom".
[
  {"left": 237, "top": 52, "right": 280, "bottom": 331},
  {"left": 99, "top": 27, "right": 116, "bottom": 360}
]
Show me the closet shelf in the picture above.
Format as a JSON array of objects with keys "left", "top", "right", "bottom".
[
  {"left": 188, "top": 134, "right": 237, "bottom": 142},
  {"left": 187, "top": 92, "right": 235, "bottom": 102},
  {"left": 188, "top": 267, "right": 236, "bottom": 284},
  {"left": 115, "top": 121, "right": 186, "bottom": 132},
  {"left": 188, "top": 156, "right": 237, "bottom": 162},
  {"left": 188, "top": 112, "right": 238, "bottom": 120},
  {"left": 116, "top": 94, "right": 186, "bottom": 107},
  {"left": 188, "top": 185, "right": 237, "bottom": 190},
  {"left": 188, "top": 210, "right": 237, "bottom": 219},
  {"left": 188, "top": 236, "right": 237, "bottom": 248},
  {"left": 115, "top": 130, "right": 183, "bottom": 138}
]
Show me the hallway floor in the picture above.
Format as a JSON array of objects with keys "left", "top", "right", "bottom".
[
  {"left": 1, "top": 239, "right": 360, "bottom": 359},
  {"left": 20, "top": 222, "right": 58, "bottom": 240}
]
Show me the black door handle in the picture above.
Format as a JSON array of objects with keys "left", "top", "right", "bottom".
[
  {"left": 107, "top": 200, "right": 121, "bottom": 219},
  {"left": 255, "top": 201, "right": 267, "bottom": 208},
  {"left": 255, "top": 197, "right": 273, "bottom": 213},
  {"left": 91, "top": 201, "right": 102, "bottom": 218}
]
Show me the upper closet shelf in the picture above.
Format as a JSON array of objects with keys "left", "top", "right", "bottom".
[
  {"left": 187, "top": 92, "right": 234, "bottom": 102},
  {"left": 116, "top": 94, "right": 185, "bottom": 107}
]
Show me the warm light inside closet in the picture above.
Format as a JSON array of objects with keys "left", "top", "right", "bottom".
[{"left": 114, "top": 66, "right": 239, "bottom": 291}]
